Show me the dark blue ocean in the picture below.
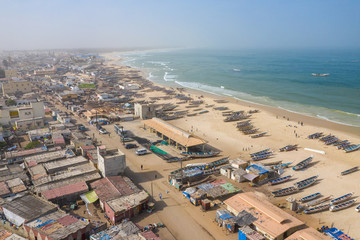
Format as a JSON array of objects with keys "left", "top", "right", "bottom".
[{"left": 115, "top": 49, "right": 360, "bottom": 127}]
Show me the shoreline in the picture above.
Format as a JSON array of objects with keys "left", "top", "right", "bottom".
[{"left": 103, "top": 51, "right": 360, "bottom": 138}]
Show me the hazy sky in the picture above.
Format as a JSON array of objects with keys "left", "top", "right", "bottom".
[{"left": 1, "top": 0, "right": 360, "bottom": 50}]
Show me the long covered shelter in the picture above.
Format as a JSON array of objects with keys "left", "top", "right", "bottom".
[{"left": 142, "top": 117, "right": 207, "bottom": 152}]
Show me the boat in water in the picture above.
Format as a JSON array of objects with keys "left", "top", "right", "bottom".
[
  {"left": 312, "top": 73, "right": 329, "bottom": 76},
  {"left": 299, "top": 192, "right": 321, "bottom": 203},
  {"left": 330, "top": 199, "right": 357, "bottom": 212},
  {"left": 292, "top": 156, "right": 313, "bottom": 171},
  {"left": 304, "top": 204, "right": 330, "bottom": 214},
  {"left": 268, "top": 175, "right": 292, "bottom": 185},
  {"left": 233, "top": 68, "right": 241, "bottom": 72},
  {"left": 330, "top": 192, "right": 354, "bottom": 205}
]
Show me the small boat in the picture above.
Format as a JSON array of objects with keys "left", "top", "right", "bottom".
[
  {"left": 344, "top": 144, "right": 360, "bottom": 153},
  {"left": 307, "top": 196, "right": 332, "bottom": 207},
  {"left": 312, "top": 73, "right": 329, "bottom": 77},
  {"left": 242, "top": 128, "right": 259, "bottom": 135},
  {"left": 272, "top": 186, "right": 299, "bottom": 197},
  {"left": 180, "top": 151, "right": 220, "bottom": 158},
  {"left": 304, "top": 204, "right": 330, "bottom": 214},
  {"left": 237, "top": 122, "right": 252, "bottom": 128},
  {"left": 268, "top": 175, "right": 292, "bottom": 185},
  {"left": 330, "top": 199, "right": 357, "bottom": 212},
  {"left": 250, "top": 149, "right": 271, "bottom": 157},
  {"left": 337, "top": 142, "right": 351, "bottom": 149},
  {"left": 299, "top": 192, "right": 321, "bottom": 203},
  {"left": 341, "top": 166, "right": 358, "bottom": 176},
  {"left": 330, "top": 192, "right": 354, "bottom": 205},
  {"left": 279, "top": 144, "right": 298, "bottom": 152},
  {"left": 233, "top": 68, "right": 241, "bottom": 72},
  {"left": 187, "top": 113, "right": 197, "bottom": 117},
  {"left": 272, "top": 162, "right": 292, "bottom": 170},
  {"left": 294, "top": 175, "right": 319, "bottom": 187},
  {"left": 199, "top": 110, "right": 209, "bottom": 114},
  {"left": 325, "top": 138, "right": 338, "bottom": 145},
  {"left": 251, "top": 132, "right": 267, "bottom": 138},
  {"left": 355, "top": 205, "right": 360, "bottom": 212},
  {"left": 333, "top": 140, "right": 348, "bottom": 146},
  {"left": 296, "top": 178, "right": 317, "bottom": 190},
  {"left": 205, "top": 104, "right": 214, "bottom": 108},
  {"left": 251, "top": 153, "right": 272, "bottom": 161},
  {"left": 292, "top": 156, "right": 313, "bottom": 171},
  {"left": 320, "top": 134, "right": 334, "bottom": 142},
  {"left": 248, "top": 110, "right": 259, "bottom": 114},
  {"left": 308, "top": 132, "right": 323, "bottom": 139}
]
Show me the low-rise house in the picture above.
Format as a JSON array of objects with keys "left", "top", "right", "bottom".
[
  {"left": 6, "top": 177, "right": 27, "bottom": 194},
  {"left": 24, "top": 210, "right": 90, "bottom": 240},
  {"left": 23, "top": 149, "right": 74, "bottom": 168},
  {"left": 0, "top": 229, "right": 27, "bottom": 240},
  {"left": 52, "top": 132, "right": 65, "bottom": 147},
  {"left": 90, "top": 176, "right": 149, "bottom": 224},
  {"left": 0, "top": 164, "right": 29, "bottom": 183},
  {"left": 5, "top": 146, "right": 49, "bottom": 164},
  {"left": 0, "top": 181, "right": 11, "bottom": 198},
  {"left": 224, "top": 192, "right": 305, "bottom": 240},
  {"left": 1, "top": 194, "right": 58, "bottom": 226},
  {"left": 27, "top": 128, "right": 51, "bottom": 141},
  {"left": 285, "top": 227, "right": 331, "bottom": 240},
  {"left": 41, "top": 181, "right": 89, "bottom": 205}
]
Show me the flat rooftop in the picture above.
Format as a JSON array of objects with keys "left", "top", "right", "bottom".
[
  {"left": 43, "top": 156, "right": 88, "bottom": 173},
  {"left": 24, "top": 149, "right": 72, "bottom": 167},
  {"left": 107, "top": 190, "right": 149, "bottom": 214}
]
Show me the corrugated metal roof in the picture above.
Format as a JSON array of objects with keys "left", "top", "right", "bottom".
[
  {"left": 42, "top": 181, "right": 88, "bottom": 200},
  {"left": 0, "top": 182, "right": 10, "bottom": 197},
  {"left": 143, "top": 118, "right": 206, "bottom": 147}
]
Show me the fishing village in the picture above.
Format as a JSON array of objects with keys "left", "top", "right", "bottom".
[{"left": 0, "top": 50, "right": 359, "bottom": 240}]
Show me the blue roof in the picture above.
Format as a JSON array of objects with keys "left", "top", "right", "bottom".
[{"left": 246, "top": 164, "right": 269, "bottom": 175}]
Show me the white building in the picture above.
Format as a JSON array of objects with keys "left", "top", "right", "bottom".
[
  {"left": 97, "top": 147, "right": 126, "bottom": 177},
  {"left": 134, "top": 103, "right": 156, "bottom": 120}
]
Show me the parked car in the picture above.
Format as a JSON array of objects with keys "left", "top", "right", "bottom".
[
  {"left": 99, "top": 128, "right": 108, "bottom": 134},
  {"left": 125, "top": 143, "right": 138, "bottom": 149},
  {"left": 136, "top": 148, "right": 148, "bottom": 155}
]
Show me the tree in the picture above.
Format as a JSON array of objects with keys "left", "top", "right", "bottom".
[
  {"left": 24, "top": 141, "right": 41, "bottom": 150},
  {"left": 6, "top": 99, "right": 16, "bottom": 106}
]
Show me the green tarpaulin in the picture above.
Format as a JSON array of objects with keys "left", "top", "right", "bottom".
[{"left": 150, "top": 145, "right": 168, "bottom": 155}]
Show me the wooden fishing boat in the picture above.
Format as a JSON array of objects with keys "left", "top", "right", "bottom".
[
  {"left": 186, "top": 113, "right": 197, "bottom": 117},
  {"left": 330, "top": 192, "right": 354, "bottom": 205},
  {"left": 199, "top": 110, "right": 209, "bottom": 114},
  {"left": 237, "top": 120, "right": 251, "bottom": 125},
  {"left": 268, "top": 175, "right": 292, "bottom": 185},
  {"left": 308, "top": 132, "right": 323, "bottom": 139},
  {"left": 238, "top": 125, "right": 254, "bottom": 131},
  {"left": 279, "top": 144, "right": 298, "bottom": 152},
  {"left": 355, "top": 205, "right": 360, "bottom": 212},
  {"left": 251, "top": 153, "right": 272, "bottom": 161},
  {"left": 341, "top": 166, "right": 358, "bottom": 176},
  {"left": 250, "top": 149, "right": 270, "bottom": 157},
  {"left": 248, "top": 109, "right": 259, "bottom": 114},
  {"left": 294, "top": 175, "right": 319, "bottom": 187},
  {"left": 325, "top": 138, "right": 338, "bottom": 145},
  {"left": 242, "top": 128, "right": 259, "bottom": 135},
  {"left": 320, "top": 134, "right": 334, "bottom": 142},
  {"left": 304, "top": 204, "right": 330, "bottom": 214},
  {"left": 205, "top": 104, "right": 214, "bottom": 108},
  {"left": 272, "top": 187, "right": 298, "bottom": 197},
  {"left": 237, "top": 122, "right": 252, "bottom": 128},
  {"left": 292, "top": 156, "right": 313, "bottom": 171},
  {"left": 296, "top": 178, "right": 317, "bottom": 190},
  {"left": 330, "top": 199, "right": 357, "bottom": 212},
  {"left": 251, "top": 132, "right": 267, "bottom": 138},
  {"left": 337, "top": 142, "right": 351, "bottom": 149},
  {"left": 299, "top": 192, "right": 321, "bottom": 203},
  {"left": 333, "top": 140, "right": 348, "bottom": 146},
  {"left": 180, "top": 151, "right": 220, "bottom": 158},
  {"left": 344, "top": 144, "right": 360, "bottom": 153},
  {"left": 307, "top": 196, "right": 332, "bottom": 207},
  {"left": 263, "top": 160, "right": 282, "bottom": 166},
  {"left": 272, "top": 162, "right": 292, "bottom": 170}
]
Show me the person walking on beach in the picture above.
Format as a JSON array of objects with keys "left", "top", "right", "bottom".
[
  {"left": 141, "top": 164, "right": 143, "bottom": 170},
  {"left": 159, "top": 193, "right": 162, "bottom": 200}
]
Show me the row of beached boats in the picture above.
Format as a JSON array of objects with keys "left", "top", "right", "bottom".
[
  {"left": 224, "top": 111, "right": 250, "bottom": 122},
  {"left": 271, "top": 175, "right": 318, "bottom": 197},
  {"left": 304, "top": 192, "right": 359, "bottom": 213},
  {"left": 249, "top": 148, "right": 273, "bottom": 161},
  {"left": 180, "top": 151, "right": 220, "bottom": 158},
  {"left": 236, "top": 120, "right": 266, "bottom": 138},
  {"left": 308, "top": 132, "right": 360, "bottom": 153}
]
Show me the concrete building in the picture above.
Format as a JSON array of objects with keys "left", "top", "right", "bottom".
[
  {"left": 1, "top": 194, "right": 58, "bottom": 226},
  {"left": 0, "top": 229, "right": 27, "bottom": 240},
  {"left": 2, "top": 80, "right": 32, "bottom": 96},
  {"left": 42, "top": 156, "right": 89, "bottom": 174},
  {"left": 224, "top": 192, "right": 305, "bottom": 240},
  {"left": 41, "top": 181, "right": 89, "bottom": 205},
  {"left": 0, "top": 101, "right": 45, "bottom": 129},
  {"left": 97, "top": 147, "right": 126, "bottom": 177},
  {"left": 24, "top": 210, "right": 90, "bottom": 240},
  {"left": 23, "top": 149, "right": 74, "bottom": 168},
  {"left": 285, "top": 227, "right": 332, "bottom": 240},
  {"left": 4, "top": 146, "right": 49, "bottom": 164},
  {"left": 142, "top": 117, "right": 207, "bottom": 151},
  {"left": 4, "top": 70, "right": 18, "bottom": 79},
  {"left": 134, "top": 103, "right": 156, "bottom": 120}
]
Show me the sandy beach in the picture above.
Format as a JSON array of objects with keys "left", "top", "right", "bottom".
[{"left": 102, "top": 52, "right": 360, "bottom": 238}]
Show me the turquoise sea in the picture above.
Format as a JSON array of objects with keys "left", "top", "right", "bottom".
[{"left": 115, "top": 48, "right": 360, "bottom": 127}]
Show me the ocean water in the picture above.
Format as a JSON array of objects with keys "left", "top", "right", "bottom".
[{"left": 115, "top": 48, "right": 360, "bottom": 127}]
